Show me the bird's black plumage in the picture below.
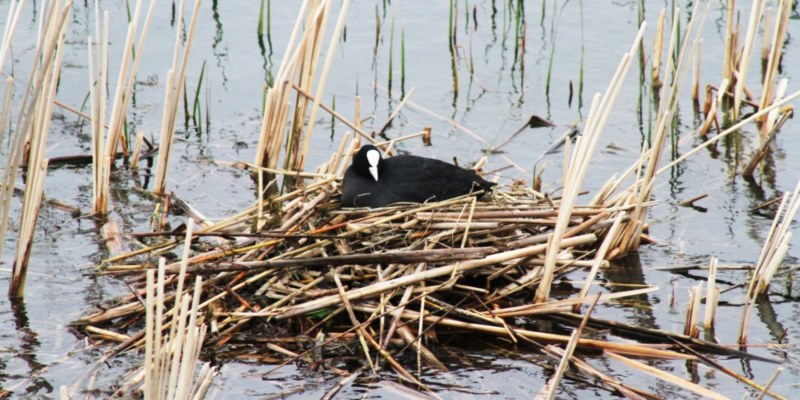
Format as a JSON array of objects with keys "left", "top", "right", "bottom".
[{"left": 341, "top": 145, "right": 494, "bottom": 208}]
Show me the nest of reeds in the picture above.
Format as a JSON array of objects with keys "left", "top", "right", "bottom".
[
  {"left": 70, "top": 170, "right": 708, "bottom": 390},
  {"left": 79, "top": 172, "right": 773, "bottom": 396}
]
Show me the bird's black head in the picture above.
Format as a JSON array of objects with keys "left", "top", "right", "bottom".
[{"left": 352, "top": 145, "right": 383, "bottom": 181}]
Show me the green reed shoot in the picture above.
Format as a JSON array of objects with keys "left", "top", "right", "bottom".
[
  {"left": 449, "top": 0, "right": 456, "bottom": 46},
  {"left": 330, "top": 94, "right": 336, "bottom": 138},
  {"left": 545, "top": 1, "right": 557, "bottom": 96},
  {"left": 258, "top": 0, "right": 265, "bottom": 38},
  {"left": 578, "top": 0, "right": 584, "bottom": 111},
  {"left": 513, "top": 0, "right": 521, "bottom": 65},
  {"left": 191, "top": 60, "right": 206, "bottom": 132},
  {"left": 401, "top": 28, "right": 406, "bottom": 98},
  {"left": 388, "top": 16, "right": 395, "bottom": 93},
  {"left": 257, "top": 0, "right": 271, "bottom": 41}
]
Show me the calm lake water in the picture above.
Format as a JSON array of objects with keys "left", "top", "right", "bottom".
[{"left": 1, "top": 0, "right": 800, "bottom": 398}]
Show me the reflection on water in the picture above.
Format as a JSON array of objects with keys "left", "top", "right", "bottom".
[
  {"left": 7, "top": 299, "right": 48, "bottom": 396},
  {"left": 602, "top": 253, "right": 659, "bottom": 331}
]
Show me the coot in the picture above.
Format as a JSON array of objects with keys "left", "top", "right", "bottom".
[{"left": 341, "top": 145, "right": 494, "bottom": 208}]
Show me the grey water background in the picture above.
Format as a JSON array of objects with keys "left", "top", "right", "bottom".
[{"left": 1, "top": 0, "right": 799, "bottom": 398}]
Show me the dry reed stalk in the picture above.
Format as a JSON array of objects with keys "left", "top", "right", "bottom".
[
  {"left": 333, "top": 271, "right": 376, "bottom": 372},
  {"left": 761, "top": 8, "right": 771, "bottom": 66},
  {"left": 538, "top": 295, "right": 600, "bottom": 400},
  {"left": 363, "top": 305, "right": 693, "bottom": 359},
  {"left": 756, "top": 367, "right": 783, "bottom": 400},
  {"left": 153, "top": 69, "right": 176, "bottom": 194},
  {"left": 732, "top": 0, "right": 763, "bottom": 120},
  {"left": 325, "top": 131, "right": 351, "bottom": 175},
  {"left": 651, "top": 9, "right": 665, "bottom": 89},
  {"left": 9, "top": 158, "right": 49, "bottom": 298},
  {"left": 89, "top": 6, "right": 109, "bottom": 214},
  {"left": 762, "top": 78, "right": 789, "bottom": 134},
  {"left": 141, "top": 260, "right": 217, "bottom": 400},
  {"left": 691, "top": 39, "right": 702, "bottom": 103},
  {"left": 0, "top": 0, "right": 26, "bottom": 76},
  {"left": 698, "top": 79, "right": 727, "bottom": 137},
  {"left": 9, "top": 1, "right": 70, "bottom": 297},
  {"left": 274, "top": 233, "right": 596, "bottom": 319},
  {"left": 722, "top": 0, "right": 736, "bottom": 93},
  {"left": 154, "top": 0, "right": 202, "bottom": 194},
  {"left": 546, "top": 345, "right": 656, "bottom": 398},
  {"left": 572, "top": 213, "right": 624, "bottom": 312},
  {"left": 606, "top": 352, "right": 729, "bottom": 399},
  {"left": 90, "top": 0, "right": 158, "bottom": 213},
  {"left": 254, "top": 0, "right": 314, "bottom": 171},
  {"left": 653, "top": 6, "right": 681, "bottom": 120},
  {"left": 490, "top": 287, "right": 658, "bottom": 318},
  {"left": 375, "top": 129, "right": 429, "bottom": 150},
  {"left": 683, "top": 284, "right": 701, "bottom": 338},
  {"left": 704, "top": 257, "right": 719, "bottom": 329},
  {"left": 104, "top": 0, "right": 141, "bottom": 159},
  {"left": 376, "top": 86, "right": 415, "bottom": 137},
  {"left": 0, "top": 77, "right": 13, "bottom": 152},
  {"left": 130, "top": 131, "right": 146, "bottom": 169},
  {"left": 534, "top": 23, "right": 646, "bottom": 303},
  {"left": 739, "top": 178, "right": 800, "bottom": 344},
  {"left": 85, "top": 325, "right": 130, "bottom": 342},
  {"left": 744, "top": 109, "right": 791, "bottom": 176},
  {"left": 757, "top": 0, "right": 791, "bottom": 124}
]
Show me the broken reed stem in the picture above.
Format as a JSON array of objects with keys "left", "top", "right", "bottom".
[
  {"left": 154, "top": 69, "right": 176, "bottom": 194},
  {"left": 154, "top": 0, "right": 202, "bottom": 194},
  {"left": 732, "top": 0, "right": 762, "bottom": 120},
  {"left": 704, "top": 257, "right": 719, "bottom": 329},
  {"left": 758, "top": 0, "right": 791, "bottom": 124},
  {"left": 744, "top": 109, "right": 790, "bottom": 176},
  {"left": 722, "top": 0, "right": 735, "bottom": 91},
  {"left": 9, "top": 159, "right": 49, "bottom": 298},
  {"left": 89, "top": 5, "right": 109, "bottom": 214},
  {"left": 691, "top": 39, "right": 701, "bottom": 103},
  {"left": 683, "top": 284, "right": 701, "bottom": 338},
  {"left": 651, "top": 9, "right": 665, "bottom": 88},
  {"left": 130, "top": 131, "right": 146, "bottom": 169},
  {"left": 762, "top": 78, "right": 789, "bottom": 135},
  {"left": 739, "top": 178, "right": 800, "bottom": 344}
]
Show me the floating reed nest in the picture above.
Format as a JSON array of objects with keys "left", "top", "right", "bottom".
[{"left": 77, "top": 173, "right": 780, "bottom": 397}]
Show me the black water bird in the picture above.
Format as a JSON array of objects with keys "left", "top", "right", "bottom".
[{"left": 341, "top": 145, "right": 494, "bottom": 208}]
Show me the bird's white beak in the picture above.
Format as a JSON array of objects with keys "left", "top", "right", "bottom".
[{"left": 366, "top": 149, "right": 380, "bottom": 181}]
